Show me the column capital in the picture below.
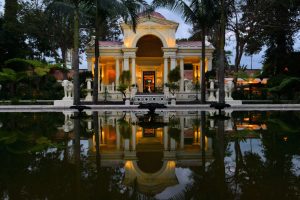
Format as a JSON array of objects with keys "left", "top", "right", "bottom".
[
  {"left": 122, "top": 47, "right": 138, "bottom": 53},
  {"left": 162, "top": 47, "right": 178, "bottom": 53},
  {"left": 123, "top": 55, "right": 130, "bottom": 59}
]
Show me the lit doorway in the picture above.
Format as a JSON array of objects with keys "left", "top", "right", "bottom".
[{"left": 143, "top": 71, "right": 155, "bottom": 93}]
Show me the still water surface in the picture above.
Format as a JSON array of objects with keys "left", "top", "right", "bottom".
[{"left": 0, "top": 111, "right": 300, "bottom": 200}]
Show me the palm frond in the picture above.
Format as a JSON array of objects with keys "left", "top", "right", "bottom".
[
  {"left": 47, "top": 1, "right": 76, "bottom": 15},
  {"left": 152, "top": 0, "right": 195, "bottom": 24}
]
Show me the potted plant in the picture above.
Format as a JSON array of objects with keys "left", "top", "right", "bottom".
[
  {"left": 168, "top": 117, "right": 181, "bottom": 143},
  {"left": 193, "top": 80, "right": 201, "bottom": 101},
  {"left": 165, "top": 66, "right": 181, "bottom": 105},
  {"left": 117, "top": 70, "right": 131, "bottom": 104}
]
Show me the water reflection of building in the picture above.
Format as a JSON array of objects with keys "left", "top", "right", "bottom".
[
  {"left": 57, "top": 110, "right": 270, "bottom": 196},
  {"left": 87, "top": 111, "right": 213, "bottom": 195}
]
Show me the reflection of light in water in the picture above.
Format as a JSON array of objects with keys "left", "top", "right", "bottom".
[
  {"left": 125, "top": 160, "right": 134, "bottom": 170},
  {"left": 80, "top": 140, "right": 89, "bottom": 156},
  {"left": 292, "top": 156, "right": 300, "bottom": 176},
  {"left": 225, "top": 139, "right": 266, "bottom": 176},
  {"left": 155, "top": 168, "right": 193, "bottom": 200},
  {"left": 236, "top": 124, "right": 267, "bottom": 130}
]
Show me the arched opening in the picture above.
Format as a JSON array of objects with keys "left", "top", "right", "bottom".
[
  {"left": 136, "top": 35, "right": 163, "bottom": 57},
  {"left": 135, "top": 35, "right": 164, "bottom": 93},
  {"left": 136, "top": 151, "right": 163, "bottom": 174}
]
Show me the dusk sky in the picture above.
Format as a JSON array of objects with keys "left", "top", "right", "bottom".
[{"left": 1, "top": 0, "right": 299, "bottom": 69}]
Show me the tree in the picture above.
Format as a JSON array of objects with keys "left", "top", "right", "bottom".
[
  {"left": 0, "top": 68, "right": 26, "bottom": 96},
  {"left": 92, "top": 0, "right": 150, "bottom": 103},
  {"left": 217, "top": 0, "right": 226, "bottom": 104},
  {"left": 153, "top": 0, "right": 219, "bottom": 104},
  {"left": 45, "top": 0, "right": 75, "bottom": 66},
  {"left": 117, "top": 70, "right": 131, "bottom": 99},
  {"left": 49, "top": 0, "right": 90, "bottom": 105},
  {"left": 165, "top": 66, "right": 181, "bottom": 96},
  {"left": 0, "top": 0, "right": 28, "bottom": 65},
  {"left": 228, "top": 0, "right": 264, "bottom": 86},
  {"left": 260, "top": 0, "right": 299, "bottom": 76}
]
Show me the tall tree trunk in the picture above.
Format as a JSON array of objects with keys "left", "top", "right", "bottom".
[
  {"left": 233, "top": 33, "right": 245, "bottom": 89},
  {"left": 93, "top": 2, "right": 99, "bottom": 104},
  {"left": 61, "top": 47, "right": 68, "bottom": 80},
  {"left": 216, "top": 119, "right": 226, "bottom": 198},
  {"left": 93, "top": 111, "right": 101, "bottom": 196},
  {"left": 218, "top": 0, "right": 226, "bottom": 104},
  {"left": 73, "top": 9, "right": 80, "bottom": 105},
  {"left": 74, "top": 112, "right": 81, "bottom": 200},
  {"left": 201, "top": 27, "right": 206, "bottom": 104},
  {"left": 233, "top": 32, "right": 240, "bottom": 89},
  {"left": 201, "top": 111, "right": 206, "bottom": 173},
  {"left": 93, "top": 111, "right": 101, "bottom": 169}
]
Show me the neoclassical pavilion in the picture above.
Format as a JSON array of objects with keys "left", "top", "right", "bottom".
[{"left": 86, "top": 12, "right": 214, "bottom": 101}]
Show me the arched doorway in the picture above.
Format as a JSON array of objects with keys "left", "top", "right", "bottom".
[{"left": 136, "top": 35, "right": 164, "bottom": 93}]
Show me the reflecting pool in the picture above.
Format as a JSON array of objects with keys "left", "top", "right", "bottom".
[{"left": 0, "top": 110, "right": 300, "bottom": 199}]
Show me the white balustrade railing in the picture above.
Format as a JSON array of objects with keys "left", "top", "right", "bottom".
[{"left": 133, "top": 94, "right": 167, "bottom": 105}]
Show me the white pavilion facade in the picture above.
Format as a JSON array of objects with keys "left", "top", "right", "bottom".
[{"left": 86, "top": 12, "right": 214, "bottom": 102}]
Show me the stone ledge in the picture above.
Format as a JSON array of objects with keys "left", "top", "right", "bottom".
[{"left": 0, "top": 104, "right": 300, "bottom": 112}]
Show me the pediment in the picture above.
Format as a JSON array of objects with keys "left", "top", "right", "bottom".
[
  {"left": 137, "top": 16, "right": 179, "bottom": 26},
  {"left": 121, "top": 16, "right": 178, "bottom": 30}
]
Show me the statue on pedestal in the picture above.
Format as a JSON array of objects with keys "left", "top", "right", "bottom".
[
  {"left": 225, "top": 80, "right": 234, "bottom": 100},
  {"left": 62, "top": 80, "right": 74, "bottom": 100}
]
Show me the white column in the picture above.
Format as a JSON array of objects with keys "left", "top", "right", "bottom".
[
  {"left": 98, "top": 63, "right": 101, "bottom": 92},
  {"left": 116, "top": 125, "right": 120, "bottom": 150},
  {"left": 132, "top": 125, "right": 136, "bottom": 151},
  {"left": 180, "top": 57, "right": 184, "bottom": 92},
  {"left": 88, "top": 59, "right": 93, "bottom": 71},
  {"left": 124, "top": 56, "right": 129, "bottom": 71},
  {"left": 131, "top": 57, "right": 136, "bottom": 85},
  {"left": 208, "top": 56, "right": 212, "bottom": 71},
  {"left": 164, "top": 57, "right": 168, "bottom": 84},
  {"left": 164, "top": 126, "right": 168, "bottom": 150},
  {"left": 170, "top": 56, "right": 176, "bottom": 70},
  {"left": 170, "top": 138, "right": 176, "bottom": 150},
  {"left": 199, "top": 58, "right": 202, "bottom": 82},
  {"left": 115, "top": 57, "right": 120, "bottom": 86},
  {"left": 180, "top": 117, "right": 184, "bottom": 149},
  {"left": 124, "top": 139, "right": 130, "bottom": 151}
]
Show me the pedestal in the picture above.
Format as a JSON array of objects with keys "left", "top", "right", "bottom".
[
  {"left": 85, "top": 78, "right": 93, "bottom": 101},
  {"left": 170, "top": 96, "right": 176, "bottom": 106},
  {"left": 207, "top": 79, "right": 217, "bottom": 101},
  {"left": 54, "top": 99, "right": 73, "bottom": 106},
  {"left": 125, "top": 98, "right": 131, "bottom": 106},
  {"left": 85, "top": 90, "right": 93, "bottom": 101},
  {"left": 131, "top": 86, "right": 137, "bottom": 99},
  {"left": 226, "top": 100, "right": 242, "bottom": 105},
  {"left": 164, "top": 87, "right": 169, "bottom": 98}
]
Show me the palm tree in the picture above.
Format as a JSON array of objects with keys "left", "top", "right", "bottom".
[
  {"left": 152, "top": 0, "right": 219, "bottom": 104},
  {"left": 48, "top": 0, "right": 90, "bottom": 106},
  {"left": 92, "top": 0, "right": 150, "bottom": 104},
  {"left": 218, "top": 0, "right": 226, "bottom": 104}
]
